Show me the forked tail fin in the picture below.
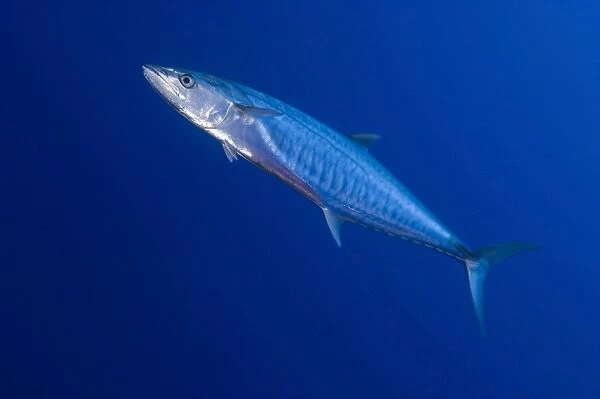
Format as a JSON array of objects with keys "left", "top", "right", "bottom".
[{"left": 465, "top": 242, "right": 539, "bottom": 335}]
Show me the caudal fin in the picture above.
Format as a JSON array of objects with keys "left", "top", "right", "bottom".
[{"left": 465, "top": 242, "right": 539, "bottom": 335}]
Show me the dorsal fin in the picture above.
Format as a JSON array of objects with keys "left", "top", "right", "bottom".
[{"left": 349, "top": 133, "right": 381, "bottom": 149}]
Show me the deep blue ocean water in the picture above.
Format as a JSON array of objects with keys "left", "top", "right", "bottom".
[{"left": 3, "top": 1, "right": 599, "bottom": 397}]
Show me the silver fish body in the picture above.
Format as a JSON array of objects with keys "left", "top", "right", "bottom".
[{"left": 143, "top": 65, "right": 536, "bottom": 333}]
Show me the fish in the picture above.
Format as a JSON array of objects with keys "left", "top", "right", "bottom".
[{"left": 142, "top": 64, "right": 537, "bottom": 333}]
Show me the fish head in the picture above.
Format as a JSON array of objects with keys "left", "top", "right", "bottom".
[{"left": 143, "top": 65, "right": 233, "bottom": 130}]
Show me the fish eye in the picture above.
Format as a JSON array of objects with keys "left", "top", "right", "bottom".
[{"left": 179, "top": 74, "right": 195, "bottom": 88}]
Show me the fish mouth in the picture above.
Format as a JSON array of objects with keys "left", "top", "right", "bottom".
[{"left": 142, "top": 64, "right": 182, "bottom": 104}]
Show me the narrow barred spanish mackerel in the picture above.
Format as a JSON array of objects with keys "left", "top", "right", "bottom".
[{"left": 143, "top": 65, "right": 536, "bottom": 333}]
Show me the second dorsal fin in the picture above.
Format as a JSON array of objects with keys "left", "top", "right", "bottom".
[{"left": 349, "top": 133, "right": 381, "bottom": 149}]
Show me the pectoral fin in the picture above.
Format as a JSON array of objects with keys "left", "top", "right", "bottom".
[
  {"left": 222, "top": 142, "right": 238, "bottom": 162},
  {"left": 236, "top": 104, "right": 283, "bottom": 118},
  {"left": 349, "top": 133, "right": 381, "bottom": 149},
  {"left": 323, "top": 208, "right": 343, "bottom": 247}
]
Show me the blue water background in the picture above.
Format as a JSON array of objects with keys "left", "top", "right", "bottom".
[{"left": 3, "top": 1, "right": 599, "bottom": 397}]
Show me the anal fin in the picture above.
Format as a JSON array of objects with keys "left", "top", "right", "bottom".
[{"left": 323, "top": 208, "right": 343, "bottom": 247}]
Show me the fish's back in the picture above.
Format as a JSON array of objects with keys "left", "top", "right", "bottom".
[{"left": 237, "top": 83, "right": 463, "bottom": 255}]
